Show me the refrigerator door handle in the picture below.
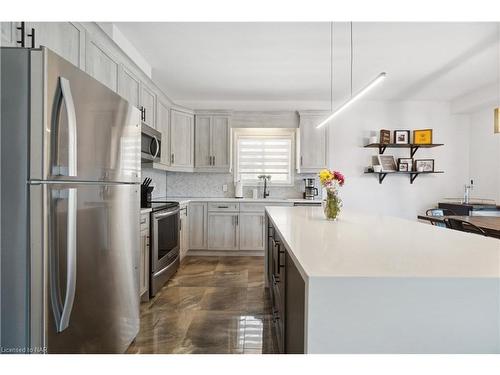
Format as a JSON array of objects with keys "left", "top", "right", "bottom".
[
  {"left": 59, "top": 77, "right": 78, "bottom": 177},
  {"left": 59, "top": 188, "right": 77, "bottom": 332},
  {"left": 50, "top": 188, "right": 78, "bottom": 333}
]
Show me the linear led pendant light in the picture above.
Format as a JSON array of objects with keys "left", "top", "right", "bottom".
[{"left": 317, "top": 22, "right": 387, "bottom": 129}]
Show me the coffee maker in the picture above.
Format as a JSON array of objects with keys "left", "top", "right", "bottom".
[{"left": 303, "top": 178, "right": 319, "bottom": 200}]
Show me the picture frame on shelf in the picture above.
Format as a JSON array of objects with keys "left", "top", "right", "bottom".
[
  {"left": 394, "top": 130, "right": 410, "bottom": 144},
  {"left": 398, "top": 158, "right": 413, "bottom": 171},
  {"left": 413, "top": 129, "right": 433, "bottom": 144},
  {"left": 415, "top": 159, "right": 435, "bottom": 172},
  {"left": 379, "top": 129, "right": 391, "bottom": 144},
  {"left": 377, "top": 155, "right": 397, "bottom": 172},
  {"left": 398, "top": 162, "right": 409, "bottom": 172}
]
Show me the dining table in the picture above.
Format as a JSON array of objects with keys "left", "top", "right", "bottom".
[{"left": 417, "top": 214, "right": 500, "bottom": 239}]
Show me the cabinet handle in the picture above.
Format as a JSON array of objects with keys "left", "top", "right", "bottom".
[
  {"left": 27, "top": 27, "right": 35, "bottom": 48},
  {"left": 140, "top": 218, "right": 146, "bottom": 224},
  {"left": 213, "top": 155, "right": 216, "bottom": 166},
  {"left": 144, "top": 108, "right": 147, "bottom": 122},
  {"left": 171, "top": 154, "right": 174, "bottom": 164},
  {"left": 236, "top": 215, "right": 238, "bottom": 226},
  {"left": 16, "top": 22, "right": 26, "bottom": 47},
  {"left": 217, "top": 205, "right": 229, "bottom": 209},
  {"left": 300, "top": 155, "right": 303, "bottom": 166}
]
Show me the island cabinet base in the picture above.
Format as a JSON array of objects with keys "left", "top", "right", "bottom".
[{"left": 266, "top": 217, "right": 306, "bottom": 354}]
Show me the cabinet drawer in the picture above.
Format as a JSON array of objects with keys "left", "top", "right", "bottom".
[
  {"left": 208, "top": 202, "right": 239, "bottom": 212},
  {"left": 240, "top": 203, "right": 265, "bottom": 212},
  {"left": 140, "top": 213, "right": 150, "bottom": 231}
]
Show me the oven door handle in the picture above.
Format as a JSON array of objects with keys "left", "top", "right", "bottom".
[{"left": 154, "top": 208, "right": 180, "bottom": 220}]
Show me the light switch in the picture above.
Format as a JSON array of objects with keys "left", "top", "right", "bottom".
[{"left": 222, "top": 184, "right": 228, "bottom": 192}]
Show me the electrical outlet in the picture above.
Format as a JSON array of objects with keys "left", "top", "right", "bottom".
[{"left": 222, "top": 184, "right": 228, "bottom": 192}]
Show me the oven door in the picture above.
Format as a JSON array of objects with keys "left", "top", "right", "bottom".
[{"left": 151, "top": 208, "right": 180, "bottom": 273}]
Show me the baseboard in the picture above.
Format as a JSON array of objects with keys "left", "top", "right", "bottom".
[{"left": 187, "top": 249, "right": 264, "bottom": 257}]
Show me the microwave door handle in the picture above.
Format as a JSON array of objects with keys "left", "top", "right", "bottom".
[
  {"left": 153, "top": 136, "right": 160, "bottom": 159},
  {"left": 59, "top": 77, "right": 78, "bottom": 177}
]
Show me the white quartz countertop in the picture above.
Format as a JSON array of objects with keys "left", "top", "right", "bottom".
[
  {"left": 266, "top": 206, "right": 500, "bottom": 280},
  {"left": 140, "top": 208, "right": 152, "bottom": 214},
  {"left": 155, "top": 196, "right": 322, "bottom": 205}
]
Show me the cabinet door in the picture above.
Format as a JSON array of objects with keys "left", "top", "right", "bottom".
[
  {"left": 188, "top": 202, "right": 208, "bottom": 249},
  {"left": 27, "top": 22, "right": 85, "bottom": 68},
  {"left": 194, "top": 115, "right": 212, "bottom": 168},
  {"left": 139, "top": 227, "right": 149, "bottom": 297},
  {"left": 211, "top": 116, "right": 230, "bottom": 170},
  {"left": 118, "top": 65, "right": 141, "bottom": 108},
  {"left": 1, "top": 22, "right": 16, "bottom": 47},
  {"left": 170, "top": 110, "right": 194, "bottom": 168},
  {"left": 208, "top": 212, "right": 239, "bottom": 250},
  {"left": 157, "top": 99, "right": 171, "bottom": 166},
  {"left": 179, "top": 208, "right": 189, "bottom": 261},
  {"left": 140, "top": 84, "right": 156, "bottom": 128},
  {"left": 298, "top": 115, "right": 329, "bottom": 173},
  {"left": 239, "top": 212, "right": 265, "bottom": 251},
  {"left": 85, "top": 38, "right": 118, "bottom": 92}
]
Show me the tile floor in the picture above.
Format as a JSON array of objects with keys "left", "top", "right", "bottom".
[{"left": 126, "top": 256, "right": 277, "bottom": 354}]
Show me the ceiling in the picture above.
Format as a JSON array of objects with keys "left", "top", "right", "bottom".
[{"left": 115, "top": 22, "right": 499, "bottom": 110}]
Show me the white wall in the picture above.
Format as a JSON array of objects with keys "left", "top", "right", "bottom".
[
  {"left": 328, "top": 100, "right": 471, "bottom": 220},
  {"left": 468, "top": 108, "right": 500, "bottom": 204}
]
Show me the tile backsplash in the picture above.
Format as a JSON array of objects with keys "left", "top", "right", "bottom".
[
  {"left": 141, "top": 167, "right": 167, "bottom": 198},
  {"left": 166, "top": 172, "right": 319, "bottom": 199}
]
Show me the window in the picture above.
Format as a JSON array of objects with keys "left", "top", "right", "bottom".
[{"left": 234, "top": 130, "right": 294, "bottom": 186}]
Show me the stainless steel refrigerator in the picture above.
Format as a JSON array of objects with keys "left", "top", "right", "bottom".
[{"left": 1, "top": 47, "right": 141, "bottom": 353}]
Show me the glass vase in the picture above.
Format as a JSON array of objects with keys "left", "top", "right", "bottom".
[{"left": 322, "top": 190, "right": 342, "bottom": 220}]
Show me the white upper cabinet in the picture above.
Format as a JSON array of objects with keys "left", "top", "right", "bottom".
[
  {"left": 157, "top": 98, "right": 170, "bottom": 167},
  {"left": 194, "top": 114, "right": 231, "bottom": 172},
  {"left": 297, "top": 111, "right": 330, "bottom": 173},
  {"left": 27, "top": 22, "right": 86, "bottom": 68},
  {"left": 140, "top": 83, "right": 156, "bottom": 128},
  {"left": 118, "top": 65, "right": 141, "bottom": 108},
  {"left": 85, "top": 37, "right": 119, "bottom": 92},
  {"left": 1, "top": 22, "right": 16, "bottom": 47},
  {"left": 170, "top": 109, "right": 194, "bottom": 170},
  {"left": 195, "top": 115, "right": 212, "bottom": 168}
]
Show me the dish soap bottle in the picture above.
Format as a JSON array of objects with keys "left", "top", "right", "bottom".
[{"left": 235, "top": 177, "right": 243, "bottom": 199}]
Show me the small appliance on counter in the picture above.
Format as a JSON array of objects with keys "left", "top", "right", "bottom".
[
  {"left": 235, "top": 178, "right": 243, "bottom": 198},
  {"left": 141, "top": 178, "right": 154, "bottom": 207},
  {"left": 303, "top": 178, "right": 319, "bottom": 200}
]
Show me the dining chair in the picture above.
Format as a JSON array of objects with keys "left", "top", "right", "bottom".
[
  {"left": 425, "top": 208, "right": 456, "bottom": 228},
  {"left": 446, "top": 218, "right": 487, "bottom": 236}
]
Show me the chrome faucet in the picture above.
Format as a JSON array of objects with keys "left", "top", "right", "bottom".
[
  {"left": 258, "top": 175, "right": 271, "bottom": 199},
  {"left": 463, "top": 179, "right": 473, "bottom": 204}
]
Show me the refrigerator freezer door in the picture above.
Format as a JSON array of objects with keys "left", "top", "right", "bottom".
[
  {"left": 32, "top": 182, "right": 140, "bottom": 353},
  {"left": 31, "top": 48, "right": 141, "bottom": 183}
]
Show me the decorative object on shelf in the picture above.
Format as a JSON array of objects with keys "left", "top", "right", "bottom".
[
  {"left": 413, "top": 129, "right": 433, "bottom": 144},
  {"left": 315, "top": 22, "right": 387, "bottom": 129},
  {"left": 379, "top": 129, "right": 391, "bottom": 144},
  {"left": 373, "top": 165, "right": 383, "bottom": 173},
  {"left": 369, "top": 135, "right": 378, "bottom": 144},
  {"left": 415, "top": 159, "right": 435, "bottom": 172},
  {"left": 495, "top": 108, "right": 499, "bottom": 134},
  {"left": 398, "top": 158, "right": 413, "bottom": 171},
  {"left": 377, "top": 155, "right": 397, "bottom": 172},
  {"left": 398, "top": 163, "right": 409, "bottom": 172},
  {"left": 394, "top": 130, "right": 410, "bottom": 144},
  {"left": 319, "top": 169, "right": 344, "bottom": 221}
]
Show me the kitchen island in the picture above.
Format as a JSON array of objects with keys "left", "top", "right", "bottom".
[{"left": 265, "top": 206, "right": 500, "bottom": 354}]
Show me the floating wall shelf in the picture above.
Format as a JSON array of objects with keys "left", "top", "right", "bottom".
[
  {"left": 364, "top": 143, "right": 444, "bottom": 158},
  {"left": 364, "top": 171, "right": 445, "bottom": 184}
]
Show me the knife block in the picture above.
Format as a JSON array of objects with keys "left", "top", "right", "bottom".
[{"left": 141, "top": 186, "right": 154, "bottom": 208}]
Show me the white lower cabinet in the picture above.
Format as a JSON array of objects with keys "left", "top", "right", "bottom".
[
  {"left": 239, "top": 212, "right": 265, "bottom": 251},
  {"left": 179, "top": 204, "right": 189, "bottom": 261},
  {"left": 188, "top": 202, "right": 208, "bottom": 249},
  {"left": 207, "top": 212, "right": 239, "bottom": 250},
  {"left": 139, "top": 213, "right": 150, "bottom": 300}
]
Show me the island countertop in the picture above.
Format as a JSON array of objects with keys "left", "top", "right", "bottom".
[
  {"left": 265, "top": 206, "right": 500, "bottom": 280},
  {"left": 265, "top": 206, "right": 500, "bottom": 353}
]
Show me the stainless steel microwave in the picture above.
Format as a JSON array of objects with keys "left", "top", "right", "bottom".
[{"left": 141, "top": 124, "right": 161, "bottom": 162}]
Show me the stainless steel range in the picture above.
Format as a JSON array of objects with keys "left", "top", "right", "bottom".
[{"left": 148, "top": 201, "right": 180, "bottom": 296}]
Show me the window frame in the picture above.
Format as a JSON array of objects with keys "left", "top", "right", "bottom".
[{"left": 232, "top": 128, "right": 296, "bottom": 187}]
